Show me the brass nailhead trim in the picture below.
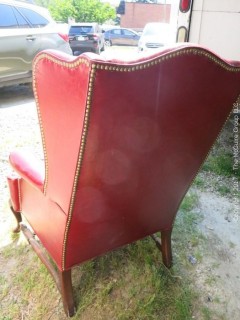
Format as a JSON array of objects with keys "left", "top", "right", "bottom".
[
  {"left": 32, "top": 54, "right": 90, "bottom": 195},
  {"left": 91, "top": 48, "right": 240, "bottom": 73},
  {"left": 32, "top": 49, "right": 240, "bottom": 270},
  {"left": 32, "top": 67, "right": 49, "bottom": 194},
  {"left": 18, "top": 178, "right": 22, "bottom": 212},
  {"left": 61, "top": 65, "right": 96, "bottom": 270}
]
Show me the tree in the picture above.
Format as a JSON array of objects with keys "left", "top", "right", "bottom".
[
  {"left": 48, "top": 0, "right": 76, "bottom": 22},
  {"left": 35, "top": 0, "right": 51, "bottom": 7},
  {"left": 46, "top": 0, "right": 116, "bottom": 23},
  {"left": 73, "top": 0, "right": 116, "bottom": 24}
]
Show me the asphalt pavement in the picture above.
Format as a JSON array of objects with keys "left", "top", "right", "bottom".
[{"left": 0, "top": 84, "right": 34, "bottom": 108}]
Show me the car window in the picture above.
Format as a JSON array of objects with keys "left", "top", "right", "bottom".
[
  {"left": 123, "top": 29, "right": 134, "bottom": 36},
  {"left": 16, "top": 7, "right": 49, "bottom": 27},
  {"left": 69, "top": 26, "right": 94, "bottom": 35},
  {"left": 112, "top": 29, "right": 121, "bottom": 35},
  {"left": 12, "top": 8, "right": 30, "bottom": 28},
  {"left": 143, "top": 24, "right": 170, "bottom": 37},
  {"left": 0, "top": 4, "right": 18, "bottom": 28}
]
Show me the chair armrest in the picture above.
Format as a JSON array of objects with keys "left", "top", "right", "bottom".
[{"left": 9, "top": 150, "right": 44, "bottom": 192}]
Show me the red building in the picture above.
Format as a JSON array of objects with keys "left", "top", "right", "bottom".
[{"left": 120, "top": 2, "right": 171, "bottom": 30}]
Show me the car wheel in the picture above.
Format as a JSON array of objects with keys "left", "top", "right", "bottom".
[
  {"left": 105, "top": 39, "right": 112, "bottom": 47},
  {"left": 95, "top": 46, "right": 101, "bottom": 55}
]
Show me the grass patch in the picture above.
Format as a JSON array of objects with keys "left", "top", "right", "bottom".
[
  {"left": 0, "top": 190, "right": 213, "bottom": 319},
  {"left": 202, "top": 153, "right": 239, "bottom": 177},
  {"left": 1, "top": 193, "right": 202, "bottom": 320},
  {"left": 71, "top": 239, "right": 194, "bottom": 320},
  {"left": 204, "top": 274, "right": 218, "bottom": 286},
  {"left": 180, "top": 192, "right": 199, "bottom": 213},
  {"left": 173, "top": 191, "right": 205, "bottom": 271},
  {"left": 193, "top": 176, "right": 205, "bottom": 189},
  {"left": 201, "top": 116, "right": 240, "bottom": 179},
  {"left": 201, "top": 306, "right": 212, "bottom": 320},
  {"left": 200, "top": 116, "right": 240, "bottom": 179},
  {"left": 216, "top": 185, "right": 231, "bottom": 196}
]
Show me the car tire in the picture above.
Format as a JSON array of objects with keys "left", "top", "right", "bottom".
[
  {"left": 105, "top": 39, "right": 112, "bottom": 47},
  {"left": 95, "top": 46, "right": 101, "bottom": 55}
]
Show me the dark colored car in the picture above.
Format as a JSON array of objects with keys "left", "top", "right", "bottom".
[
  {"left": 68, "top": 23, "right": 105, "bottom": 55},
  {"left": 104, "top": 28, "right": 140, "bottom": 46}
]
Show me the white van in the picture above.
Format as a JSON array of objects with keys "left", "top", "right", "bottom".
[{"left": 176, "top": 0, "right": 240, "bottom": 60}]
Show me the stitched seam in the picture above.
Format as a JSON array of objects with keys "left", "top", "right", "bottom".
[
  {"left": 34, "top": 48, "right": 240, "bottom": 75},
  {"left": 32, "top": 48, "right": 240, "bottom": 270},
  {"left": 18, "top": 178, "right": 22, "bottom": 212},
  {"left": 32, "top": 55, "right": 90, "bottom": 195},
  {"left": 61, "top": 64, "right": 96, "bottom": 271},
  {"left": 32, "top": 59, "right": 48, "bottom": 195}
]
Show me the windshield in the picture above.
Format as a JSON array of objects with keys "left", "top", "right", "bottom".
[
  {"left": 143, "top": 24, "right": 171, "bottom": 37},
  {"left": 69, "top": 26, "right": 93, "bottom": 35}
]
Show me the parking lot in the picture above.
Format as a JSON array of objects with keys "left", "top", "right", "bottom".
[
  {"left": 0, "top": 45, "right": 139, "bottom": 109},
  {"left": 0, "top": 84, "right": 34, "bottom": 108}
]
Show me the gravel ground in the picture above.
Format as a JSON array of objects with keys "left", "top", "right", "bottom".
[
  {"left": 0, "top": 85, "right": 240, "bottom": 319},
  {"left": 0, "top": 85, "right": 42, "bottom": 241}
]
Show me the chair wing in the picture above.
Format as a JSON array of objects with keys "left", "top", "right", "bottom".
[{"left": 7, "top": 44, "right": 240, "bottom": 316}]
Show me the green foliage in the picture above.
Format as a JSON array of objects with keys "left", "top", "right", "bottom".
[
  {"left": 202, "top": 153, "right": 239, "bottom": 178},
  {"left": 201, "top": 306, "right": 212, "bottom": 320},
  {"left": 193, "top": 176, "right": 205, "bottom": 188},
  {"left": 180, "top": 192, "right": 199, "bottom": 213},
  {"left": 35, "top": 0, "right": 51, "bottom": 7},
  {"left": 46, "top": 0, "right": 116, "bottom": 23},
  {"left": 48, "top": 0, "right": 75, "bottom": 22},
  {"left": 216, "top": 185, "right": 231, "bottom": 196},
  {"left": 73, "top": 0, "right": 116, "bottom": 23}
]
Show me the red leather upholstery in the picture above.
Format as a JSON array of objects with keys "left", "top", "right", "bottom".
[
  {"left": 9, "top": 151, "right": 44, "bottom": 192},
  {"left": 7, "top": 174, "right": 21, "bottom": 212},
  {"left": 8, "top": 44, "right": 240, "bottom": 272}
]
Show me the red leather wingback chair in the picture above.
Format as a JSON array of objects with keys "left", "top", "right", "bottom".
[{"left": 7, "top": 44, "right": 240, "bottom": 316}]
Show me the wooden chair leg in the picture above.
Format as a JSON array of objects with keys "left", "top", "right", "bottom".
[
  {"left": 161, "top": 230, "right": 173, "bottom": 268},
  {"left": 20, "top": 224, "right": 76, "bottom": 317},
  {"left": 151, "top": 229, "right": 173, "bottom": 268},
  {"left": 9, "top": 199, "right": 22, "bottom": 233},
  {"left": 59, "top": 270, "right": 75, "bottom": 317}
]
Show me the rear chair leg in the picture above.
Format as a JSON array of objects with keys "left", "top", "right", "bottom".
[
  {"left": 161, "top": 230, "right": 173, "bottom": 268},
  {"left": 9, "top": 199, "right": 22, "bottom": 233},
  {"left": 20, "top": 223, "right": 76, "bottom": 317},
  {"left": 59, "top": 270, "right": 75, "bottom": 317},
  {"left": 151, "top": 229, "right": 173, "bottom": 268}
]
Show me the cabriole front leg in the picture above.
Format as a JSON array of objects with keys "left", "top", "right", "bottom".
[{"left": 9, "top": 199, "right": 22, "bottom": 233}]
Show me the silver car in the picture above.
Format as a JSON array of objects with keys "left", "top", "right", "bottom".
[
  {"left": 104, "top": 28, "right": 140, "bottom": 47},
  {"left": 0, "top": 0, "right": 72, "bottom": 87},
  {"left": 138, "top": 22, "right": 175, "bottom": 52}
]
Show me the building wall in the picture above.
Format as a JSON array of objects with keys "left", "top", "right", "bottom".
[{"left": 120, "top": 3, "right": 171, "bottom": 30}]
